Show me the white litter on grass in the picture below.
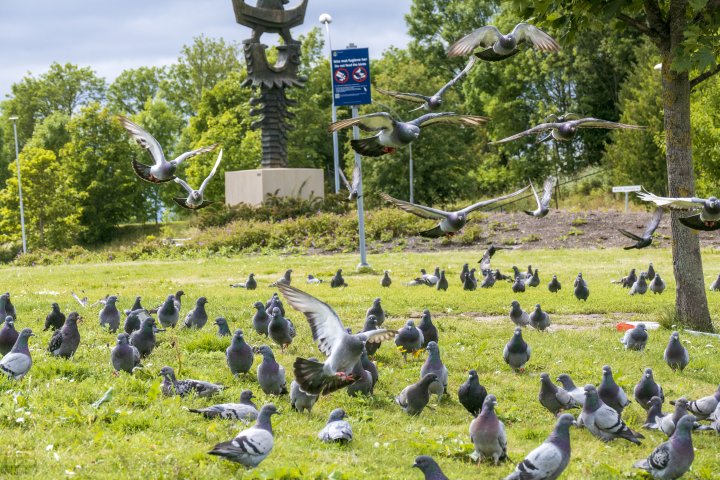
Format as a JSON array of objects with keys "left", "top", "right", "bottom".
[{"left": 36, "top": 290, "right": 60, "bottom": 296}]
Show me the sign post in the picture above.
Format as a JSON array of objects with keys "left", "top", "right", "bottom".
[
  {"left": 332, "top": 45, "right": 372, "bottom": 270},
  {"left": 612, "top": 185, "right": 642, "bottom": 212}
]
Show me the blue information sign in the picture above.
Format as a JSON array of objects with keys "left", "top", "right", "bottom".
[{"left": 331, "top": 47, "right": 372, "bottom": 107}]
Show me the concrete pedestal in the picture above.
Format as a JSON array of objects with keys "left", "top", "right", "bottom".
[{"left": 225, "top": 168, "right": 324, "bottom": 206}]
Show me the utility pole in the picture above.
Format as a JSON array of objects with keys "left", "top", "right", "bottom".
[{"left": 9, "top": 116, "right": 27, "bottom": 254}]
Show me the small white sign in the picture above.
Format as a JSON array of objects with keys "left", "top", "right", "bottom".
[{"left": 612, "top": 185, "right": 642, "bottom": 193}]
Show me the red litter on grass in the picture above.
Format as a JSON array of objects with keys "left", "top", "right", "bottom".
[{"left": 616, "top": 322, "right": 635, "bottom": 332}]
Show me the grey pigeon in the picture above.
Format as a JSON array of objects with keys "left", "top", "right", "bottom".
[
  {"left": 268, "top": 307, "right": 295, "bottom": 352},
  {"left": 511, "top": 276, "right": 526, "bottom": 293},
  {"left": 509, "top": 301, "right": 530, "bottom": 327},
  {"left": 612, "top": 268, "right": 637, "bottom": 288},
  {"left": 231, "top": 273, "right": 257, "bottom": 290},
  {"left": 173, "top": 149, "right": 224, "bottom": 210},
  {"left": 621, "top": 323, "right": 648, "bottom": 350},
  {"left": 360, "top": 348, "right": 378, "bottom": 389},
  {"left": 396, "top": 373, "right": 438, "bottom": 416},
  {"left": 44, "top": 303, "right": 66, "bottom": 331},
  {"left": 381, "top": 270, "right": 392, "bottom": 287},
  {"left": 598, "top": 365, "right": 631, "bottom": 415},
  {"left": 173, "top": 290, "right": 184, "bottom": 311},
  {"left": 548, "top": 275, "right": 561, "bottom": 293},
  {"left": 290, "top": 368, "right": 319, "bottom": 413},
  {"left": 469, "top": 394, "right": 508, "bottom": 465},
  {"left": 573, "top": 273, "right": 589, "bottom": 300},
  {"left": 458, "top": 369, "right": 488, "bottom": 416},
  {"left": 0, "top": 317, "right": 18, "bottom": 355},
  {"left": 460, "top": 263, "right": 470, "bottom": 284},
  {"left": 645, "top": 262, "right": 657, "bottom": 280},
  {"left": 478, "top": 244, "right": 508, "bottom": 274},
  {"left": 123, "top": 309, "right": 143, "bottom": 334},
  {"left": 277, "top": 282, "right": 396, "bottom": 395},
  {"left": 448, "top": 22, "right": 560, "bottom": 60},
  {"left": 512, "top": 265, "right": 527, "bottom": 281},
  {"left": 227, "top": 329, "right": 254, "bottom": 375},
  {"left": 208, "top": 403, "right": 278, "bottom": 467},
  {"left": 464, "top": 268, "right": 478, "bottom": 291},
  {"left": 630, "top": 272, "right": 649, "bottom": 295},
  {"left": 420, "top": 341, "right": 449, "bottom": 400},
  {"left": 346, "top": 360, "right": 374, "bottom": 397},
  {"left": 539, "top": 372, "right": 579, "bottom": 415},
  {"left": 265, "top": 293, "right": 285, "bottom": 317},
  {"left": 634, "top": 414, "right": 696, "bottom": 479},
  {"left": 157, "top": 295, "right": 179, "bottom": 328},
  {"left": 581, "top": 384, "right": 643, "bottom": 444},
  {"left": 556, "top": 374, "right": 585, "bottom": 406},
  {"left": 48, "top": 311, "right": 81, "bottom": 358},
  {"left": 637, "top": 190, "right": 720, "bottom": 232},
  {"left": 338, "top": 158, "right": 360, "bottom": 200},
  {"left": 190, "top": 390, "right": 259, "bottom": 421},
  {"left": 306, "top": 274, "right": 324, "bottom": 284},
  {"left": 659, "top": 398, "right": 708, "bottom": 437},
  {"left": 529, "top": 304, "right": 550, "bottom": 331},
  {"left": 0, "top": 328, "right": 34, "bottom": 379},
  {"left": 524, "top": 268, "right": 540, "bottom": 287},
  {"left": 252, "top": 301, "right": 271, "bottom": 336},
  {"left": 366, "top": 298, "right": 385, "bottom": 326},
  {"left": 395, "top": 320, "right": 424, "bottom": 360},
  {"left": 436, "top": 270, "right": 449, "bottom": 291},
  {"left": 318, "top": 408, "right": 353, "bottom": 443},
  {"left": 99, "top": 295, "right": 121, "bottom": 333},
  {"left": 361, "top": 315, "right": 382, "bottom": 356},
  {"left": 503, "top": 327, "right": 531, "bottom": 371},
  {"left": 664, "top": 332, "right": 689, "bottom": 371},
  {"left": 524, "top": 177, "right": 555, "bottom": 218},
  {"left": 644, "top": 396, "right": 667, "bottom": 430},
  {"left": 492, "top": 114, "right": 645, "bottom": 145},
  {"left": 684, "top": 384, "right": 720, "bottom": 420},
  {"left": 422, "top": 267, "right": 440, "bottom": 286},
  {"left": 330, "top": 269, "right": 348, "bottom": 288},
  {"left": 183, "top": 296, "right": 209, "bottom": 329},
  {"left": 412, "top": 455, "right": 449, "bottom": 480},
  {"left": 619, "top": 207, "right": 663, "bottom": 249},
  {"left": 130, "top": 296, "right": 143, "bottom": 312},
  {"left": 270, "top": 269, "right": 292, "bottom": 287},
  {"left": 710, "top": 273, "right": 720, "bottom": 291},
  {"left": 650, "top": 274, "right": 666, "bottom": 294},
  {"left": 255, "top": 345, "right": 287, "bottom": 395},
  {"left": 111, "top": 333, "right": 141, "bottom": 373},
  {"left": 130, "top": 315, "right": 157, "bottom": 358},
  {"left": 503, "top": 414, "right": 574, "bottom": 480},
  {"left": 214, "top": 317, "right": 231, "bottom": 337},
  {"left": 480, "top": 270, "right": 496, "bottom": 288},
  {"left": 381, "top": 186, "right": 528, "bottom": 237},
  {"left": 635, "top": 368, "right": 664, "bottom": 410},
  {"left": 159, "top": 366, "right": 221, "bottom": 397},
  {"left": 0, "top": 293, "right": 14, "bottom": 320},
  {"left": 330, "top": 111, "right": 488, "bottom": 158},
  {"left": 418, "top": 309, "right": 438, "bottom": 348}
]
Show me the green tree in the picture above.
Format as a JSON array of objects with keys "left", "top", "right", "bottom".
[{"left": 107, "top": 66, "right": 167, "bottom": 115}]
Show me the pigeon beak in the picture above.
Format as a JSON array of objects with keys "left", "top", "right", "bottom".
[
  {"left": 412, "top": 463, "right": 419, "bottom": 469},
  {"left": 29, "top": 333, "right": 36, "bottom": 337}
]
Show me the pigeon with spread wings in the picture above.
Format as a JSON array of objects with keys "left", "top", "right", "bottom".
[
  {"left": 380, "top": 186, "right": 529, "bottom": 238},
  {"left": 447, "top": 22, "right": 560, "bottom": 61},
  {"left": 118, "top": 116, "right": 217, "bottom": 184},
  {"left": 376, "top": 56, "right": 477, "bottom": 112},
  {"left": 338, "top": 161, "right": 361, "bottom": 200},
  {"left": 524, "top": 177, "right": 555, "bottom": 218},
  {"left": 637, "top": 190, "right": 720, "bottom": 231},
  {"left": 491, "top": 115, "right": 646, "bottom": 145},
  {"left": 173, "top": 149, "right": 224, "bottom": 210},
  {"left": 276, "top": 281, "right": 396, "bottom": 395},
  {"left": 328, "top": 112, "right": 488, "bottom": 157},
  {"left": 619, "top": 207, "right": 664, "bottom": 249}
]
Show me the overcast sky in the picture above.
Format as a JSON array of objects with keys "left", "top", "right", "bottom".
[{"left": 0, "top": 0, "right": 412, "bottom": 99}]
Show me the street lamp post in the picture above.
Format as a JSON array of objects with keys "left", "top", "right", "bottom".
[
  {"left": 319, "top": 13, "right": 341, "bottom": 194},
  {"left": 9, "top": 116, "right": 27, "bottom": 254}
]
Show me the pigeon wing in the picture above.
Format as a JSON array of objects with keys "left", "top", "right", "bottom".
[
  {"left": 528, "top": 179, "right": 541, "bottom": 210},
  {"left": 636, "top": 190, "right": 706, "bottom": 210},
  {"left": 512, "top": 23, "right": 561, "bottom": 51},
  {"left": 435, "top": 56, "right": 477, "bottom": 97},
  {"left": 572, "top": 118, "right": 646, "bottom": 130},
  {"left": 328, "top": 112, "right": 396, "bottom": 133},
  {"left": 199, "top": 149, "right": 224, "bottom": 195},
  {"left": 644, "top": 207, "right": 664, "bottom": 238},
  {"left": 338, "top": 168, "right": 352, "bottom": 192},
  {"left": 375, "top": 87, "right": 429, "bottom": 105},
  {"left": 0, "top": 353, "right": 30, "bottom": 377},
  {"left": 447, "top": 25, "right": 503, "bottom": 57},
  {"left": 514, "top": 442, "right": 563, "bottom": 478},
  {"left": 118, "top": 116, "right": 165, "bottom": 167},
  {"left": 411, "top": 112, "right": 489, "bottom": 129},
  {"left": 173, "top": 177, "right": 194, "bottom": 195},
  {"left": 380, "top": 192, "right": 449, "bottom": 220},
  {"left": 173, "top": 144, "right": 218, "bottom": 166},
  {"left": 540, "top": 176, "right": 556, "bottom": 209},
  {"left": 357, "top": 329, "right": 397, "bottom": 345},
  {"left": 460, "top": 185, "right": 530, "bottom": 214},
  {"left": 490, "top": 123, "right": 558, "bottom": 144},
  {"left": 646, "top": 441, "right": 671, "bottom": 470}
]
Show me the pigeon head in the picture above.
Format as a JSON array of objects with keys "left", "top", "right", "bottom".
[
  {"left": 253, "top": 301, "right": 265, "bottom": 310},
  {"left": 67, "top": 312, "right": 81, "bottom": 324},
  {"left": 259, "top": 403, "right": 279, "bottom": 417},
  {"left": 52, "top": 302, "right": 60, "bottom": 310},
  {"left": 552, "top": 275, "right": 558, "bottom": 280},
  {"left": 556, "top": 374, "right": 575, "bottom": 389},
  {"left": 583, "top": 384, "right": 600, "bottom": 407},
  {"left": 534, "top": 303, "right": 542, "bottom": 311},
  {"left": 107, "top": 296, "right": 118, "bottom": 305},
  {"left": 233, "top": 329, "right": 245, "bottom": 340},
  {"left": 141, "top": 317, "right": 155, "bottom": 331},
  {"left": 214, "top": 317, "right": 227, "bottom": 326},
  {"left": 636, "top": 323, "right": 647, "bottom": 331},
  {"left": 420, "top": 373, "right": 439, "bottom": 386},
  {"left": 336, "top": 268, "right": 343, "bottom": 274},
  {"left": 707, "top": 197, "right": 720, "bottom": 212},
  {"left": 420, "top": 269, "right": 427, "bottom": 275},
  {"left": 427, "top": 96, "right": 443, "bottom": 109},
  {"left": 327, "top": 408, "right": 347, "bottom": 422},
  {"left": 412, "top": 455, "right": 441, "bottom": 473},
  {"left": 159, "top": 366, "right": 176, "bottom": 379},
  {"left": 644, "top": 367, "right": 654, "bottom": 379},
  {"left": 165, "top": 294, "right": 175, "bottom": 303},
  {"left": 239, "top": 390, "right": 254, "bottom": 402},
  {"left": 674, "top": 397, "right": 689, "bottom": 410},
  {"left": 116, "top": 333, "right": 130, "bottom": 345},
  {"left": 406, "top": 320, "right": 416, "bottom": 328},
  {"left": 554, "top": 413, "right": 575, "bottom": 432},
  {"left": 577, "top": 272, "right": 583, "bottom": 278},
  {"left": 398, "top": 123, "right": 421, "bottom": 142},
  {"left": 483, "top": 394, "right": 498, "bottom": 408},
  {"left": 190, "top": 190, "right": 202, "bottom": 202},
  {"left": 513, "top": 326, "right": 523, "bottom": 337},
  {"left": 426, "top": 341, "right": 439, "bottom": 354},
  {"left": 175, "top": 290, "right": 184, "bottom": 298},
  {"left": 540, "top": 372, "right": 551, "bottom": 382},
  {"left": 196, "top": 297, "right": 208, "bottom": 305},
  {"left": 675, "top": 414, "right": 697, "bottom": 434},
  {"left": 648, "top": 396, "right": 662, "bottom": 407},
  {"left": 602, "top": 365, "right": 612, "bottom": 377},
  {"left": 19, "top": 328, "right": 34, "bottom": 338},
  {"left": 365, "top": 315, "right": 378, "bottom": 328},
  {"left": 249, "top": 273, "right": 255, "bottom": 278},
  {"left": 255, "top": 345, "right": 275, "bottom": 359},
  {"left": 4, "top": 317, "right": 14, "bottom": 328},
  {"left": 467, "top": 369, "right": 478, "bottom": 380},
  {"left": 271, "top": 307, "right": 282, "bottom": 318},
  {"left": 639, "top": 272, "right": 647, "bottom": 279},
  {"left": 670, "top": 331, "right": 679, "bottom": 340},
  {"left": 510, "top": 300, "right": 520, "bottom": 308},
  {"left": 373, "top": 298, "right": 381, "bottom": 305}
]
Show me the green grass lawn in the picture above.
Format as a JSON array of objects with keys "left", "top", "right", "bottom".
[{"left": 1, "top": 248, "right": 720, "bottom": 479}]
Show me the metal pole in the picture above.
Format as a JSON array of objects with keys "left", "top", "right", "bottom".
[
  {"left": 408, "top": 143, "right": 414, "bottom": 203},
  {"left": 625, "top": 192, "right": 629, "bottom": 212},
  {"left": 10, "top": 117, "right": 27, "bottom": 254},
  {"left": 320, "top": 14, "right": 340, "bottom": 193},
  {"left": 351, "top": 106, "right": 370, "bottom": 269}
]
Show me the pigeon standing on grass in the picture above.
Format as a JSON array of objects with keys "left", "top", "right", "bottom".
[
  {"left": 0, "top": 317, "right": 19, "bottom": 355},
  {"left": 361, "top": 315, "right": 382, "bottom": 356},
  {"left": 684, "top": 384, "right": 720, "bottom": 420},
  {"left": 130, "top": 296, "right": 143, "bottom": 312},
  {"left": 366, "top": 298, "right": 385, "bottom": 326},
  {"left": 270, "top": 269, "right": 292, "bottom": 287},
  {"left": 361, "top": 349, "right": 378, "bottom": 389},
  {"left": 396, "top": 373, "right": 438, "bottom": 416},
  {"left": 621, "top": 323, "right": 648, "bottom": 351},
  {"left": 123, "top": 309, "right": 143, "bottom": 334},
  {"left": 436, "top": 270, "right": 449, "bottom": 291},
  {"left": 157, "top": 295, "right": 179, "bottom": 328},
  {"left": 644, "top": 263, "right": 656, "bottom": 281},
  {"left": 381, "top": 270, "right": 392, "bottom": 287},
  {"left": 290, "top": 363, "right": 319, "bottom": 413},
  {"left": 539, "top": 372, "right": 579, "bottom": 415},
  {"left": 650, "top": 274, "right": 666, "bottom": 294},
  {"left": 44, "top": 303, "right": 66, "bottom": 331},
  {"left": 613, "top": 268, "right": 637, "bottom": 288},
  {"left": 644, "top": 396, "right": 667, "bottom": 430},
  {"left": 664, "top": 332, "right": 689, "bottom": 371},
  {"left": 214, "top": 317, "right": 231, "bottom": 337},
  {"left": 99, "top": 296, "right": 121, "bottom": 333},
  {"left": 111, "top": 333, "right": 141, "bottom": 373},
  {"left": 503, "top": 414, "right": 574, "bottom": 480},
  {"left": 252, "top": 301, "right": 271, "bottom": 336},
  {"left": 0, "top": 293, "right": 14, "bottom": 320},
  {"left": 619, "top": 207, "right": 663, "bottom": 249},
  {"left": 556, "top": 374, "right": 585, "bottom": 406},
  {"left": 524, "top": 177, "right": 555, "bottom": 218},
  {"left": 634, "top": 414, "right": 696, "bottom": 479},
  {"left": 581, "top": 385, "right": 644, "bottom": 444},
  {"left": 268, "top": 307, "right": 295, "bottom": 352},
  {"left": 529, "top": 304, "right": 550, "bottom": 331},
  {"left": 511, "top": 276, "right": 526, "bottom": 293},
  {"left": 659, "top": 398, "right": 707, "bottom": 437},
  {"left": 418, "top": 309, "right": 438, "bottom": 347},
  {"left": 574, "top": 273, "right": 589, "bottom": 301},
  {"left": 173, "top": 149, "right": 224, "bottom": 210},
  {"left": 509, "top": 301, "right": 530, "bottom": 327},
  {"left": 525, "top": 269, "right": 540, "bottom": 287},
  {"left": 318, "top": 408, "right": 353, "bottom": 443},
  {"left": 396, "top": 320, "right": 424, "bottom": 360},
  {"left": 227, "top": 329, "right": 254, "bottom": 375},
  {"left": 0, "top": 328, "right": 34, "bottom": 379},
  {"left": 306, "top": 274, "right": 324, "bottom": 284},
  {"left": 464, "top": 268, "right": 478, "bottom": 291},
  {"left": 208, "top": 404, "right": 279, "bottom": 467},
  {"left": 346, "top": 360, "right": 374, "bottom": 397},
  {"left": 598, "top": 365, "right": 631, "bottom": 415},
  {"left": 412, "top": 456, "right": 450, "bottom": 480},
  {"left": 190, "top": 390, "right": 258, "bottom": 421},
  {"left": 634, "top": 368, "right": 664, "bottom": 409},
  {"left": 480, "top": 270, "right": 496, "bottom": 288},
  {"left": 255, "top": 345, "right": 287, "bottom": 395},
  {"left": 184, "top": 297, "right": 209, "bottom": 329},
  {"left": 548, "top": 275, "right": 561, "bottom": 293},
  {"left": 330, "top": 269, "right": 348, "bottom": 288},
  {"left": 630, "top": 272, "right": 649, "bottom": 295},
  {"left": 231, "top": 273, "right": 257, "bottom": 290},
  {"left": 460, "top": 263, "right": 470, "bottom": 284},
  {"left": 420, "top": 341, "right": 449, "bottom": 400},
  {"left": 458, "top": 370, "right": 488, "bottom": 416},
  {"left": 470, "top": 394, "right": 508, "bottom": 465},
  {"left": 130, "top": 315, "right": 157, "bottom": 358},
  {"left": 504, "top": 327, "right": 531, "bottom": 371},
  {"left": 159, "top": 366, "right": 222, "bottom": 397},
  {"left": 48, "top": 312, "right": 81, "bottom": 359}
]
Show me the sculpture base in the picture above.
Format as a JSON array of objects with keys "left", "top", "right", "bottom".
[{"left": 225, "top": 168, "right": 324, "bottom": 206}]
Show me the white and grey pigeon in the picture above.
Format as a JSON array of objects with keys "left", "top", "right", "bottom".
[
  {"left": 447, "top": 22, "right": 560, "bottom": 61},
  {"left": 598, "top": 365, "right": 631, "bottom": 415},
  {"left": 524, "top": 177, "right": 555, "bottom": 218},
  {"left": 290, "top": 367, "right": 319, "bottom": 413},
  {"left": 619, "top": 207, "right": 663, "bottom": 249},
  {"left": 634, "top": 414, "right": 696, "bottom": 480},
  {"left": 503, "top": 327, "right": 531, "bottom": 371},
  {"left": 621, "top": 323, "right": 648, "bottom": 351},
  {"left": 99, "top": 295, "right": 121, "bottom": 333},
  {"left": 306, "top": 274, "right": 324, "bottom": 285},
  {"left": 660, "top": 397, "right": 709, "bottom": 436},
  {"left": 509, "top": 300, "right": 530, "bottom": 327},
  {"left": 208, "top": 403, "right": 279, "bottom": 468},
  {"left": 70, "top": 291, "right": 88, "bottom": 308},
  {"left": 556, "top": 374, "right": 585, "bottom": 406},
  {"left": 380, "top": 186, "right": 528, "bottom": 237},
  {"left": 173, "top": 148, "right": 224, "bottom": 210},
  {"left": 580, "top": 384, "right": 644, "bottom": 444},
  {"left": 503, "top": 414, "right": 574, "bottom": 480},
  {"left": 111, "top": 333, "right": 141, "bottom": 373},
  {"left": 491, "top": 113, "right": 645, "bottom": 144},
  {"left": 0, "top": 328, "right": 34, "bottom": 380},
  {"left": 377, "top": 56, "right": 477, "bottom": 112},
  {"left": 650, "top": 274, "right": 666, "bottom": 294},
  {"left": 664, "top": 331, "right": 689, "bottom": 371},
  {"left": 396, "top": 373, "right": 439, "bottom": 416},
  {"left": 710, "top": 273, "right": 720, "bottom": 291},
  {"left": 629, "top": 272, "right": 649, "bottom": 295},
  {"left": 469, "top": 394, "right": 508, "bottom": 465},
  {"left": 328, "top": 111, "right": 488, "bottom": 157},
  {"left": 683, "top": 384, "right": 720, "bottom": 420},
  {"left": 231, "top": 273, "right": 257, "bottom": 290},
  {"left": 524, "top": 269, "right": 540, "bottom": 288},
  {"left": 634, "top": 368, "right": 664, "bottom": 410},
  {"left": 637, "top": 189, "right": 720, "bottom": 231},
  {"left": 159, "top": 366, "right": 222, "bottom": 398},
  {"left": 338, "top": 161, "right": 361, "bottom": 200},
  {"left": 420, "top": 341, "right": 449, "bottom": 401},
  {"left": 277, "top": 282, "right": 395, "bottom": 395},
  {"left": 538, "top": 372, "right": 579, "bottom": 416},
  {"left": 119, "top": 115, "right": 216, "bottom": 184},
  {"left": 255, "top": 345, "right": 288, "bottom": 395},
  {"left": 318, "top": 408, "right": 353, "bottom": 443},
  {"left": 190, "top": 390, "right": 259, "bottom": 421}
]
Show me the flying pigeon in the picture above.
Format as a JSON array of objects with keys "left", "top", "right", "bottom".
[
  {"left": 503, "top": 414, "right": 574, "bottom": 480},
  {"left": 548, "top": 275, "right": 561, "bottom": 293},
  {"left": 598, "top": 365, "right": 631, "bottom": 415},
  {"left": 381, "top": 270, "right": 392, "bottom": 287},
  {"left": 268, "top": 307, "right": 295, "bottom": 352},
  {"left": 509, "top": 301, "right": 530, "bottom": 327},
  {"left": 629, "top": 272, "right": 649, "bottom": 295},
  {"left": 664, "top": 331, "right": 689, "bottom": 371},
  {"left": 538, "top": 372, "right": 579, "bottom": 416},
  {"left": 637, "top": 189, "right": 720, "bottom": 231},
  {"left": 491, "top": 114, "right": 645, "bottom": 144},
  {"left": 634, "top": 368, "right": 664, "bottom": 410},
  {"left": 634, "top": 414, "right": 696, "bottom": 479},
  {"left": 621, "top": 323, "right": 648, "bottom": 350},
  {"left": 529, "top": 304, "right": 550, "bottom": 331},
  {"left": 420, "top": 341, "right": 449, "bottom": 400},
  {"left": 173, "top": 149, "right": 223, "bottom": 210},
  {"left": 227, "top": 329, "right": 254, "bottom": 375},
  {"left": 159, "top": 366, "right": 222, "bottom": 397},
  {"left": 48, "top": 312, "right": 81, "bottom": 359},
  {"left": 328, "top": 111, "right": 489, "bottom": 157},
  {"left": 458, "top": 370, "right": 488, "bottom": 416},
  {"left": 111, "top": 333, "right": 141, "bottom": 373},
  {"left": 436, "top": 270, "right": 449, "bottom": 291},
  {"left": 683, "top": 384, "right": 720, "bottom": 420},
  {"left": 418, "top": 309, "right": 438, "bottom": 347},
  {"left": 395, "top": 320, "right": 424, "bottom": 360},
  {"left": 99, "top": 295, "right": 121, "bottom": 333},
  {"left": 338, "top": 161, "right": 361, "bottom": 200},
  {"left": 504, "top": 327, "right": 531, "bottom": 371},
  {"left": 524, "top": 177, "right": 555, "bottom": 218},
  {"left": 0, "top": 317, "right": 18, "bottom": 356},
  {"left": 396, "top": 373, "right": 438, "bottom": 416},
  {"left": 0, "top": 328, "right": 34, "bottom": 380},
  {"left": 118, "top": 115, "right": 216, "bottom": 183},
  {"left": 190, "top": 390, "right": 259, "bottom": 421},
  {"left": 44, "top": 303, "right": 66, "bottom": 331},
  {"left": 366, "top": 297, "right": 386, "bottom": 326},
  {"left": 650, "top": 274, "right": 666, "bottom": 294},
  {"left": 318, "top": 408, "right": 353, "bottom": 443},
  {"left": 643, "top": 396, "right": 667, "bottom": 430},
  {"left": 290, "top": 369, "right": 319, "bottom": 413},
  {"left": 208, "top": 403, "right": 279, "bottom": 467},
  {"left": 447, "top": 22, "right": 560, "bottom": 61},
  {"left": 252, "top": 301, "right": 271, "bottom": 336},
  {"left": 470, "top": 395, "right": 509, "bottom": 465},
  {"left": 231, "top": 273, "right": 257, "bottom": 290},
  {"left": 412, "top": 455, "right": 450, "bottom": 480},
  {"left": 573, "top": 273, "right": 589, "bottom": 301},
  {"left": 277, "top": 282, "right": 395, "bottom": 395},
  {"left": 581, "top": 384, "right": 644, "bottom": 444},
  {"left": 183, "top": 296, "right": 209, "bottom": 329},
  {"left": 157, "top": 295, "right": 179, "bottom": 328},
  {"left": 130, "top": 315, "right": 157, "bottom": 357},
  {"left": 330, "top": 268, "right": 348, "bottom": 288},
  {"left": 380, "top": 186, "right": 528, "bottom": 237},
  {"left": 376, "top": 56, "right": 477, "bottom": 112},
  {"left": 619, "top": 207, "right": 663, "bottom": 249},
  {"left": 556, "top": 374, "right": 585, "bottom": 406},
  {"left": 255, "top": 345, "right": 288, "bottom": 395}
]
